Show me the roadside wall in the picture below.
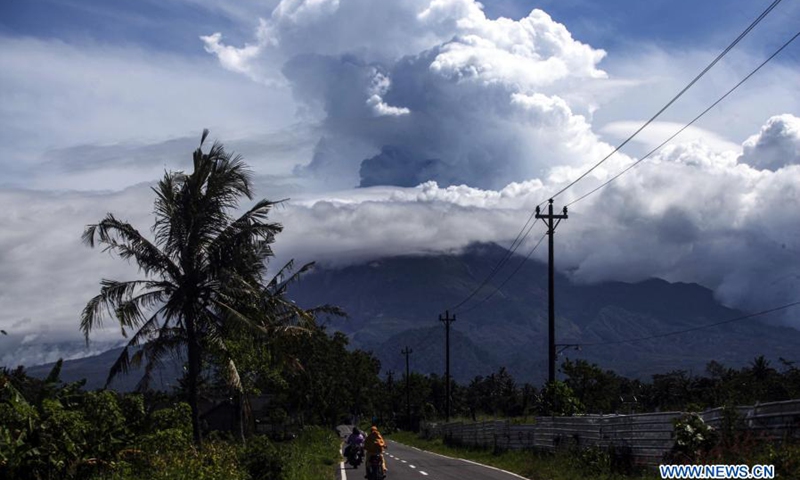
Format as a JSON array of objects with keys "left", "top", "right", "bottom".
[{"left": 420, "top": 399, "right": 800, "bottom": 465}]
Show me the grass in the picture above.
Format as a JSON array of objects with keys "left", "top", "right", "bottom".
[
  {"left": 281, "top": 427, "right": 343, "bottom": 480},
  {"left": 389, "top": 431, "right": 660, "bottom": 480},
  {"left": 90, "top": 427, "right": 342, "bottom": 480}
]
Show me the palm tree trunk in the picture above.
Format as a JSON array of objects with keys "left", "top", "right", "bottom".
[
  {"left": 187, "top": 319, "right": 203, "bottom": 447},
  {"left": 236, "top": 391, "right": 246, "bottom": 444}
]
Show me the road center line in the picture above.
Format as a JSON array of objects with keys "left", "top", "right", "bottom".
[
  {"left": 401, "top": 443, "right": 529, "bottom": 480},
  {"left": 410, "top": 465, "right": 416, "bottom": 469},
  {"left": 420, "top": 472, "right": 428, "bottom": 476},
  {"left": 401, "top": 460, "right": 407, "bottom": 463}
]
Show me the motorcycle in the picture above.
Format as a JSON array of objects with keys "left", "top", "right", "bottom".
[
  {"left": 365, "top": 453, "right": 385, "bottom": 480},
  {"left": 345, "top": 444, "right": 364, "bottom": 468}
]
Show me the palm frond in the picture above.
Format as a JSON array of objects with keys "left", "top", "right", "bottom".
[
  {"left": 105, "top": 307, "right": 168, "bottom": 386},
  {"left": 270, "top": 261, "right": 316, "bottom": 295},
  {"left": 83, "top": 215, "right": 180, "bottom": 280},
  {"left": 209, "top": 298, "right": 266, "bottom": 336},
  {"left": 81, "top": 279, "right": 149, "bottom": 340},
  {"left": 206, "top": 335, "right": 243, "bottom": 393},
  {"left": 266, "top": 259, "right": 296, "bottom": 291},
  {"left": 134, "top": 328, "right": 185, "bottom": 392},
  {"left": 115, "top": 283, "right": 173, "bottom": 335},
  {"left": 206, "top": 198, "right": 284, "bottom": 270}
]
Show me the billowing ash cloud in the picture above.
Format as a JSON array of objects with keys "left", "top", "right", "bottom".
[
  {"left": 197, "top": 0, "right": 800, "bottom": 325},
  {"left": 204, "top": 0, "right": 612, "bottom": 190}
]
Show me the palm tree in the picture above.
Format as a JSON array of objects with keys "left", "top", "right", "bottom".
[
  {"left": 81, "top": 130, "right": 318, "bottom": 446},
  {"left": 750, "top": 355, "right": 772, "bottom": 382}
]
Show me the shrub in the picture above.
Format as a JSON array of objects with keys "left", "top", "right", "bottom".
[
  {"left": 669, "top": 413, "right": 718, "bottom": 463},
  {"left": 240, "top": 435, "right": 284, "bottom": 480},
  {"left": 537, "top": 381, "right": 585, "bottom": 416}
]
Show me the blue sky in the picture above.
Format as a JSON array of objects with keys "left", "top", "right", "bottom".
[
  {"left": 0, "top": 0, "right": 799, "bottom": 365},
  {"left": 4, "top": 0, "right": 798, "bottom": 54},
  {"left": 0, "top": 0, "right": 236, "bottom": 54}
]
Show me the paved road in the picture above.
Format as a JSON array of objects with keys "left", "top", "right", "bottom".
[{"left": 336, "top": 437, "right": 528, "bottom": 480}]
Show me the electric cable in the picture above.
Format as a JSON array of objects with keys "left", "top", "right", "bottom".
[
  {"left": 566, "top": 28, "right": 800, "bottom": 208},
  {"left": 440, "top": 0, "right": 786, "bottom": 316},
  {"left": 546, "top": 0, "right": 784, "bottom": 203},
  {"left": 459, "top": 231, "right": 548, "bottom": 314},
  {"left": 448, "top": 216, "right": 539, "bottom": 312},
  {"left": 573, "top": 300, "right": 800, "bottom": 347}
]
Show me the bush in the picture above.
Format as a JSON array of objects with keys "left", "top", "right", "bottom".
[
  {"left": 669, "top": 413, "right": 718, "bottom": 463},
  {"left": 240, "top": 435, "right": 284, "bottom": 480},
  {"left": 145, "top": 442, "right": 246, "bottom": 480},
  {"left": 538, "top": 381, "right": 585, "bottom": 416},
  {"left": 98, "top": 441, "right": 247, "bottom": 480}
]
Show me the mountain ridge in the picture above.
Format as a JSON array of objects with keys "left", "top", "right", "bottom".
[{"left": 22, "top": 243, "right": 800, "bottom": 388}]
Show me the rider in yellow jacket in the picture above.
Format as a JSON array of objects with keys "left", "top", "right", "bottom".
[{"left": 363, "top": 426, "right": 387, "bottom": 474}]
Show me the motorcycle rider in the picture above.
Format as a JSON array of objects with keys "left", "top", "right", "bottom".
[
  {"left": 363, "top": 425, "right": 387, "bottom": 477},
  {"left": 344, "top": 427, "right": 365, "bottom": 463}
]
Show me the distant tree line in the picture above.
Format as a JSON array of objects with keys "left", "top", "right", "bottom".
[{"left": 373, "top": 355, "right": 800, "bottom": 427}]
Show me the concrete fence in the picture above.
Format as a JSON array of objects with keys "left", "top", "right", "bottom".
[{"left": 421, "top": 399, "right": 800, "bottom": 465}]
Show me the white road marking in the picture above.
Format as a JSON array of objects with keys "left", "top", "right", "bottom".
[
  {"left": 410, "top": 465, "right": 416, "bottom": 469},
  {"left": 401, "top": 460, "right": 407, "bottom": 463},
  {"left": 338, "top": 440, "right": 348, "bottom": 480},
  {"left": 392, "top": 441, "right": 529, "bottom": 480},
  {"left": 420, "top": 472, "right": 429, "bottom": 476}
]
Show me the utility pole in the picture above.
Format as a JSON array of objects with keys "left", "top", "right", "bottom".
[
  {"left": 401, "top": 346, "right": 413, "bottom": 428},
  {"left": 535, "top": 199, "right": 568, "bottom": 385},
  {"left": 385, "top": 370, "right": 394, "bottom": 426},
  {"left": 439, "top": 310, "right": 455, "bottom": 422}
]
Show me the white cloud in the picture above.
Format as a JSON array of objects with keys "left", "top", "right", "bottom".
[
  {"left": 273, "top": 0, "right": 341, "bottom": 24},
  {"left": 601, "top": 121, "right": 741, "bottom": 156},
  {"left": 591, "top": 45, "right": 800, "bottom": 154},
  {"left": 0, "top": 35, "right": 297, "bottom": 184},
  {"left": 0, "top": 185, "right": 154, "bottom": 364},
  {"left": 366, "top": 70, "right": 410, "bottom": 117},
  {"left": 739, "top": 114, "right": 800, "bottom": 171}
]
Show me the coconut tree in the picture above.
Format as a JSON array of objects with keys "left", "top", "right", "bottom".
[{"left": 81, "top": 130, "right": 319, "bottom": 446}]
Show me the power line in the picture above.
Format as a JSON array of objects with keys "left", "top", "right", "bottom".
[
  {"left": 574, "top": 300, "right": 800, "bottom": 347},
  {"left": 460, "top": 231, "right": 548, "bottom": 314},
  {"left": 566, "top": 28, "right": 800, "bottom": 208},
  {"left": 444, "top": 0, "right": 785, "bottom": 318},
  {"left": 547, "top": 0, "right": 785, "bottom": 203},
  {"left": 448, "top": 217, "right": 540, "bottom": 312}
]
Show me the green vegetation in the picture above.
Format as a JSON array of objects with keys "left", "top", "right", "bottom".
[
  {"left": 380, "top": 357, "right": 800, "bottom": 428},
  {"left": 389, "top": 431, "right": 658, "bottom": 480},
  {"left": 0, "top": 362, "right": 342, "bottom": 480},
  {"left": 665, "top": 409, "right": 800, "bottom": 478}
]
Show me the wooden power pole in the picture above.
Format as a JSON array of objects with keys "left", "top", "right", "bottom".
[
  {"left": 401, "top": 346, "right": 413, "bottom": 428},
  {"left": 535, "top": 199, "right": 568, "bottom": 384},
  {"left": 439, "top": 310, "right": 455, "bottom": 422}
]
